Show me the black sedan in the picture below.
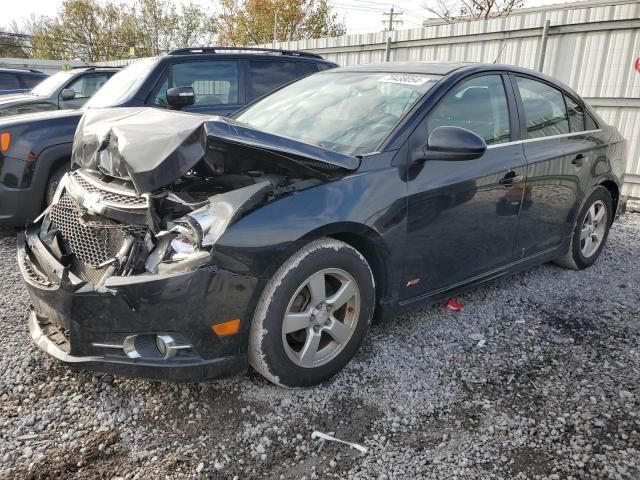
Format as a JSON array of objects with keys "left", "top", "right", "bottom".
[{"left": 18, "top": 62, "right": 627, "bottom": 387}]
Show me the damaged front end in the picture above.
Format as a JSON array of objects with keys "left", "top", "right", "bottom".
[{"left": 18, "top": 107, "right": 358, "bottom": 380}]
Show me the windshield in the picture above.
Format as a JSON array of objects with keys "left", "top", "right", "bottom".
[
  {"left": 234, "top": 72, "right": 439, "bottom": 155},
  {"left": 83, "top": 57, "right": 159, "bottom": 109},
  {"left": 30, "top": 71, "right": 76, "bottom": 96}
]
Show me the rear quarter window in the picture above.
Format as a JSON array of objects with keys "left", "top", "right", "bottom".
[
  {"left": 248, "top": 60, "right": 305, "bottom": 101},
  {"left": 565, "top": 95, "right": 585, "bottom": 132},
  {"left": 0, "top": 73, "right": 21, "bottom": 90}
]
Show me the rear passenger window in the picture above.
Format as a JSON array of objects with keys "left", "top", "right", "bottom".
[
  {"left": 565, "top": 95, "right": 585, "bottom": 132},
  {"left": 296, "top": 62, "right": 319, "bottom": 77},
  {"left": 427, "top": 74, "right": 511, "bottom": 145},
  {"left": 0, "top": 73, "right": 21, "bottom": 90},
  {"left": 22, "top": 75, "right": 44, "bottom": 89},
  {"left": 248, "top": 61, "right": 300, "bottom": 101},
  {"left": 67, "top": 73, "right": 112, "bottom": 99},
  {"left": 171, "top": 61, "right": 239, "bottom": 106},
  {"left": 516, "top": 77, "right": 569, "bottom": 138}
]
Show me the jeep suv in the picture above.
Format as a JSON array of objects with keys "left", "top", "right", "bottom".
[
  {"left": 0, "top": 66, "right": 119, "bottom": 117},
  {"left": 0, "top": 47, "right": 337, "bottom": 227},
  {"left": 0, "top": 68, "right": 48, "bottom": 95}
]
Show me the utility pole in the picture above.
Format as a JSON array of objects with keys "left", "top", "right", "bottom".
[
  {"left": 382, "top": 6, "right": 402, "bottom": 61},
  {"left": 382, "top": 6, "right": 403, "bottom": 32},
  {"left": 273, "top": 10, "right": 278, "bottom": 48}
]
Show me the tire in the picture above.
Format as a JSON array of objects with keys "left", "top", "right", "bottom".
[
  {"left": 249, "top": 238, "right": 375, "bottom": 387},
  {"left": 45, "top": 163, "right": 69, "bottom": 206},
  {"left": 555, "top": 186, "right": 612, "bottom": 270}
]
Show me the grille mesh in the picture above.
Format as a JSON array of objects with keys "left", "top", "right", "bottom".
[
  {"left": 49, "top": 193, "right": 127, "bottom": 268},
  {"left": 71, "top": 172, "right": 148, "bottom": 208}
]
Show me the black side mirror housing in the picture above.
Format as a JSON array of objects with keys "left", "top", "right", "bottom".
[
  {"left": 417, "top": 126, "right": 487, "bottom": 162},
  {"left": 167, "top": 86, "right": 196, "bottom": 110},
  {"left": 60, "top": 88, "right": 76, "bottom": 101}
]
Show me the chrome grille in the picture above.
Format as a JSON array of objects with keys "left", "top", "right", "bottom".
[
  {"left": 49, "top": 193, "right": 128, "bottom": 268},
  {"left": 71, "top": 171, "right": 148, "bottom": 208}
]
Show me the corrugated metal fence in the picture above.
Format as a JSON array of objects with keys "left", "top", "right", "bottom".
[{"left": 98, "top": 0, "right": 640, "bottom": 197}]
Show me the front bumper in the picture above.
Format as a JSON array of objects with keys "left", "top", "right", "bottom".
[
  {"left": 0, "top": 156, "right": 45, "bottom": 228},
  {"left": 18, "top": 228, "right": 263, "bottom": 381}
]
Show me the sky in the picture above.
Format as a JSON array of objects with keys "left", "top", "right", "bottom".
[{"left": 3, "top": 0, "right": 575, "bottom": 35}]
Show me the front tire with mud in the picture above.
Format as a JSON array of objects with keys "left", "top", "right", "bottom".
[{"left": 249, "top": 238, "right": 375, "bottom": 387}]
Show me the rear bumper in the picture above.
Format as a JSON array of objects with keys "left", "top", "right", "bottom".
[{"left": 19, "top": 228, "right": 263, "bottom": 381}]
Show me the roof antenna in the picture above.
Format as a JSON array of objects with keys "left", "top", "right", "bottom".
[{"left": 493, "top": 39, "right": 507, "bottom": 64}]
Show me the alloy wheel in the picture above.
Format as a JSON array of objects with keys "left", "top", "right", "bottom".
[
  {"left": 282, "top": 268, "right": 360, "bottom": 368},
  {"left": 580, "top": 199, "right": 607, "bottom": 258}
]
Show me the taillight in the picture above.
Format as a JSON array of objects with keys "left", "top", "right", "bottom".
[
  {"left": 0, "top": 132, "right": 10, "bottom": 152},
  {"left": 624, "top": 137, "right": 629, "bottom": 156}
]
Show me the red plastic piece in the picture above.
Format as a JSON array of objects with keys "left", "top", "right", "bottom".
[{"left": 445, "top": 298, "right": 462, "bottom": 312}]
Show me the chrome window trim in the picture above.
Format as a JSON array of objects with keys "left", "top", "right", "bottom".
[{"left": 486, "top": 129, "right": 602, "bottom": 149}]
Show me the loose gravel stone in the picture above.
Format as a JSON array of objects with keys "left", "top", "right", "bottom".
[{"left": 1, "top": 214, "right": 639, "bottom": 479}]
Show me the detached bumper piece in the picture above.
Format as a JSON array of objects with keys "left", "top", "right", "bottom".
[{"left": 18, "top": 230, "right": 258, "bottom": 381}]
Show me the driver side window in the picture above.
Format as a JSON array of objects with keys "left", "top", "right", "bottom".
[{"left": 427, "top": 75, "right": 511, "bottom": 145}]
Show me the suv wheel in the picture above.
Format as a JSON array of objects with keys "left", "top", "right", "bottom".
[
  {"left": 249, "top": 238, "right": 375, "bottom": 387},
  {"left": 45, "top": 164, "right": 69, "bottom": 205}
]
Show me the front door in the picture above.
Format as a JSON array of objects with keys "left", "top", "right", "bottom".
[{"left": 403, "top": 73, "right": 526, "bottom": 299}]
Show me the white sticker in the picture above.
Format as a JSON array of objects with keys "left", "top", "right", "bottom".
[{"left": 379, "top": 74, "right": 431, "bottom": 86}]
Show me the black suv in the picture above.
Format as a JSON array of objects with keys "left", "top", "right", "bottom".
[
  {"left": 0, "top": 68, "right": 48, "bottom": 95},
  {"left": 0, "top": 66, "right": 119, "bottom": 117},
  {"left": 0, "top": 48, "right": 337, "bottom": 227}
]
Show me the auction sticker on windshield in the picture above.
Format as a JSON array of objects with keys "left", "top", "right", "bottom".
[{"left": 379, "top": 74, "right": 432, "bottom": 85}]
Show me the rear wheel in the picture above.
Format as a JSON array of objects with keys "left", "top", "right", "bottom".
[
  {"left": 249, "top": 238, "right": 375, "bottom": 387},
  {"left": 555, "top": 186, "right": 612, "bottom": 270}
]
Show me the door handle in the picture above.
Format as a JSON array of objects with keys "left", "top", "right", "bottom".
[
  {"left": 572, "top": 153, "right": 585, "bottom": 166},
  {"left": 499, "top": 171, "right": 523, "bottom": 187}
]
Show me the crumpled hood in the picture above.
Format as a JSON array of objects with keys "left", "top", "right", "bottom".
[{"left": 72, "top": 107, "right": 360, "bottom": 193}]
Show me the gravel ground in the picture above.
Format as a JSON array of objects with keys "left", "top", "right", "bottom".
[{"left": 1, "top": 214, "right": 639, "bottom": 480}]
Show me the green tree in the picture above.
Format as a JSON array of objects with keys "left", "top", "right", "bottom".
[
  {"left": 27, "top": 0, "right": 216, "bottom": 62},
  {"left": 215, "top": 0, "right": 345, "bottom": 46}
]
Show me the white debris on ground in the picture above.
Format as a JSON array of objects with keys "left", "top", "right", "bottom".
[{"left": 0, "top": 213, "right": 639, "bottom": 479}]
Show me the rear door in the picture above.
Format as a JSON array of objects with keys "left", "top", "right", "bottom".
[
  {"left": 403, "top": 73, "right": 527, "bottom": 298},
  {"left": 510, "top": 75, "right": 600, "bottom": 257}
]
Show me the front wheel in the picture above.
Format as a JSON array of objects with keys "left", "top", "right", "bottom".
[
  {"left": 45, "top": 164, "right": 69, "bottom": 205},
  {"left": 555, "top": 186, "right": 612, "bottom": 270},
  {"left": 249, "top": 238, "right": 375, "bottom": 387}
]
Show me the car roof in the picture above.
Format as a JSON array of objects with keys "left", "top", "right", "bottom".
[
  {"left": 0, "top": 67, "right": 48, "bottom": 77},
  {"left": 159, "top": 47, "right": 336, "bottom": 65},
  {"left": 69, "top": 66, "right": 121, "bottom": 72},
  {"left": 330, "top": 62, "right": 473, "bottom": 75},
  {"left": 327, "top": 62, "right": 582, "bottom": 98}
]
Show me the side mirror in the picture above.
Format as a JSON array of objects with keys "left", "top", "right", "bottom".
[
  {"left": 60, "top": 88, "right": 76, "bottom": 101},
  {"left": 167, "top": 86, "right": 195, "bottom": 110},
  {"left": 417, "top": 126, "right": 487, "bottom": 162}
]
